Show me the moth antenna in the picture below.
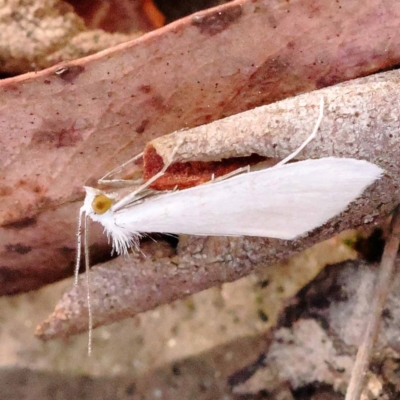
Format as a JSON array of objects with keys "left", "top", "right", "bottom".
[
  {"left": 74, "top": 208, "right": 84, "bottom": 285},
  {"left": 276, "top": 96, "right": 324, "bottom": 167},
  {"left": 99, "top": 151, "right": 144, "bottom": 184},
  {"left": 84, "top": 214, "right": 93, "bottom": 356}
]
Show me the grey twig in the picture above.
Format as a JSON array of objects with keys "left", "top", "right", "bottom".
[{"left": 345, "top": 205, "right": 400, "bottom": 400}]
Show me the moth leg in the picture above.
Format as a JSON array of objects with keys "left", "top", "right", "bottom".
[
  {"left": 208, "top": 165, "right": 251, "bottom": 184},
  {"left": 98, "top": 152, "right": 144, "bottom": 186},
  {"left": 83, "top": 214, "right": 93, "bottom": 356},
  {"left": 98, "top": 178, "right": 145, "bottom": 188}
]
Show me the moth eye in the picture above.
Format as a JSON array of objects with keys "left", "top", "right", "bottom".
[{"left": 92, "top": 194, "right": 113, "bottom": 214}]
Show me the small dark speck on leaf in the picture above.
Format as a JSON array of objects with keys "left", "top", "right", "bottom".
[
  {"left": 136, "top": 119, "right": 149, "bottom": 134},
  {"left": 138, "top": 85, "right": 152, "bottom": 94}
]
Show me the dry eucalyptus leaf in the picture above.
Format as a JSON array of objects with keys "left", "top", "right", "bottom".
[{"left": 1, "top": 0, "right": 400, "bottom": 296}]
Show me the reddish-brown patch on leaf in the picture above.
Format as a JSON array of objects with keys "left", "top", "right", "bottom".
[
  {"left": 287, "top": 40, "right": 296, "bottom": 50},
  {"left": 0, "top": 263, "right": 70, "bottom": 295},
  {"left": 192, "top": 5, "right": 243, "bottom": 36},
  {"left": 32, "top": 184, "right": 44, "bottom": 194},
  {"left": 0, "top": 266, "right": 24, "bottom": 285},
  {"left": 15, "top": 179, "right": 46, "bottom": 196},
  {"left": 35, "top": 196, "right": 52, "bottom": 210},
  {"left": 230, "top": 56, "right": 299, "bottom": 109},
  {"left": 316, "top": 73, "right": 343, "bottom": 89},
  {"left": 143, "top": 144, "right": 267, "bottom": 190},
  {"left": 147, "top": 94, "right": 167, "bottom": 112},
  {"left": 254, "top": 55, "right": 291, "bottom": 78},
  {"left": 138, "top": 84, "right": 152, "bottom": 94},
  {"left": 2, "top": 217, "right": 37, "bottom": 230},
  {"left": 0, "top": 185, "right": 12, "bottom": 196},
  {"left": 58, "top": 246, "right": 75, "bottom": 255},
  {"left": 32, "top": 126, "right": 83, "bottom": 148},
  {"left": 5, "top": 243, "right": 32, "bottom": 255},
  {"left": 54, "top": 65, "right": 85, "bottom": 83},
  {"left": 3, "top": 84, "right": 21, "bottom": 93}
]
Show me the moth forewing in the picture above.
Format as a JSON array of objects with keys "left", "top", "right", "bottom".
[
  {"left": 143, "top": 159, "right": 379, "bottom": 236},
  {"left": 84, "top": 157, "right": 383, "bottom": 256}
]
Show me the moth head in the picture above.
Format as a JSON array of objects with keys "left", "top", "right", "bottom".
[
  {"left": 92, "top": 193, "right": 113, "bottom": 214},
  {"left": 82, "top": 186, "right": 118, "bottom": 218},
  {"left": 81, "top": 186, "right": 138, "bottom": 255}
]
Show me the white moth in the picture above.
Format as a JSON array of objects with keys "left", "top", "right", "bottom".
[
  {"left": 81, "top": 157, "right": 382, "bottom": 255},
  {"left": 74, "top": 98, "right": 383, "bottom": 353}
]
